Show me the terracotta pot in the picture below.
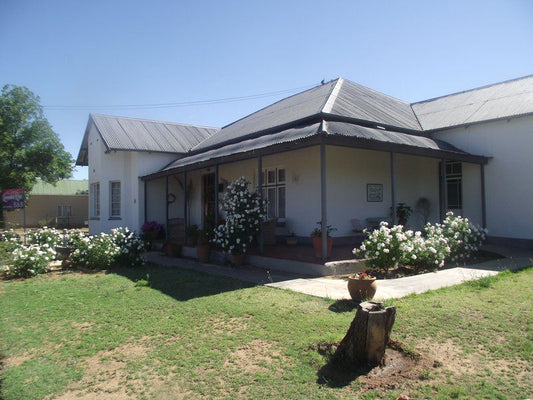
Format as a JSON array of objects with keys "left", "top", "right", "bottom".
[
  {"left": 232, "top": 253, "right": 245, "bottom": 267},
  {"left": 312, "top": 236, "right": 333, "bottom": 258},
  {"left": 166, "top": 242, "right": 182, "bottom": 257},
  {"left": 196, "top": 244, "right": 211, "bottom": 263},
  {"left": 347, "top": 276, "right": 378, "bottom": 301}
]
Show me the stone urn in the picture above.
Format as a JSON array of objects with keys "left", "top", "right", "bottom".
[{"left": 347, "top": 274, "right": 378, "bottom": 301}]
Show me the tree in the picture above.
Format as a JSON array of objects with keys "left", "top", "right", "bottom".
[{"left": 0, "top": 85, "right": 73, "bottom": 227}]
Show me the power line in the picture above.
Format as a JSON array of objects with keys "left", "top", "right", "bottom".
[{"left": 43, "top": 83, "right": 317, "bottom": 111}]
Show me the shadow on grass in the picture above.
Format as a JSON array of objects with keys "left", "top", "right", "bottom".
[
  {"left": 328, "top": 299, "right": 358, "bottom": 313},
  {"left": 311, "top": 342, "right": 372, "bottom": 388},
  {"left": 107, "top": 264, "right": 256, "bottom": 302}
]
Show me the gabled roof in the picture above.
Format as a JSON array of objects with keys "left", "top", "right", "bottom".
[
  {"left": 192, "top": 78, "right": 421, "bottom": 152},
  {"left": 411, "top": 75, "right": 533, "bottom": 130},
  {"left": 76, "top": 114, "right": 219, "bottom": 166},
  {"left": 30, "top": 179, "right": 88, "bottom": 196}
]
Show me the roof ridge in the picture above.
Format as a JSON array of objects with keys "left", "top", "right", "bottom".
[
  {"left": 90, "top": 113, "right": 219, "bottom": 131},
  {"left": 411, "top": 74, "right": 533, "bottom": 105},
  {"left": 218, "top": 80, "right": 337, "bottom": 130},
  {"left": 321, "top": 78, "right": 343, "bottom": 113}
]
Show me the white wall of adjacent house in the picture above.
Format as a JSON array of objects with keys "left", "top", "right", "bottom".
[
  {"left": 87, "top": 123, "right": 178, "bottom": 234},
  {"left": 433, "top": 116, "right": 533, "bottom": 240}
]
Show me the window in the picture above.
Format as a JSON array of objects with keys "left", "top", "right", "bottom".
[
  {"left": 110, "top": 181, "right": 121, "bottom": 218},
  {"left": 261, "top": 167, "right": 286, "bottom": 219},
  {"left": 446, "top": 162, "right": 462, "bottom": 209},
  {"left": 57, "top": 205, "right": 72, "bottom": 217},
  {"left": 90, "top": 182, "right": 100, "bottom": 218}
]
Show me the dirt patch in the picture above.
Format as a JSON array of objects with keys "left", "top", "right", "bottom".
[
  {"left": 312, "top": 340, "right": 438, "bottom": 390},
  {"left": 49, "top": 340, "right": 172, "bottom": 400},
  {"left": 211, "top": 315, "right": 252, "bottom": 335},
  {"left": 224, "top": 339, "right": 284, "bottom": 375},
  {"left": 3, "top": 353, "right": 32, "bottom": 368}
]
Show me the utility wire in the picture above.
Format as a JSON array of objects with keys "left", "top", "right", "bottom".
[{"left": 43, "top": 83, "right": 317, "bottom": 111}]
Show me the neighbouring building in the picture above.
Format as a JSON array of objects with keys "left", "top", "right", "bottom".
[
  {"left": 76, "top": 75, "right": 533, "bottom": 249},
  {"left": 4, "top": 180, "right": 89, "bottom": 228}
]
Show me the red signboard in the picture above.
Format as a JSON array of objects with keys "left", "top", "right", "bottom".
[{"left": 2, "top": 188, "right": 25, "bottom": 210}]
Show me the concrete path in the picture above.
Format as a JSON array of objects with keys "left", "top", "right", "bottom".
[
  {"left": 267, "top": 256, "right": 532, "bottom": 300},
  {"left": 145, "top": 251, "right": 532, "bottom": 301}
]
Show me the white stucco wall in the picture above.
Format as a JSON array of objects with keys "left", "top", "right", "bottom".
[
  {"left": 433, "top": 116, "right": 533, "bottom": 240},
  {"left": 87, "top": 123, "right": 179, "bottom": 234}
]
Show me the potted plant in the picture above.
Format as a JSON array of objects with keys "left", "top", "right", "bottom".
[
  {"left": 212, "top": 177, "right": 266, "bottom": 267},
  {"left": 196, "top": 226, "right": 213, "bottom": 263},
  {"left": 141, "top": 221, "right": 164, "bottom": 241},
  {"left": 286, "top": 231, "right": 298, "bottom": 246},
  {"left": 185, "top": 224, "right": 199, "bottom": 247},
  {"left": 396, "top": 202, "right": 412, "bottom": 226},
  {"left": 347, "top": 272, "right": 378, "bottom": 301},
  {"left": 310, "top": 222, "right": 336, "bottom": 258}
]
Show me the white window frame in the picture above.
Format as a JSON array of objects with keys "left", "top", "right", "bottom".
[
  {"left": 109, "top": 181, "right": 121, "bottom": 218},
  {"left": 445, "top": 161, "right": 462, "bottom": 210},
  {"left": 261, "top": 167, "right": 286, "bottom": 220},
  {"left": 90, "top": 182, "right": 100, "bottom": 219}
]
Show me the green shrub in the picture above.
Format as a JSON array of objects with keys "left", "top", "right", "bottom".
[
  {"left": 110, "top": 227, "right": 146, "bottom": 267},
  {"left": 70, "top": 233, "right": 120, "bottom": 269},
  {"left": 6, "top": 244, "right": 53, "bottom": 278}
]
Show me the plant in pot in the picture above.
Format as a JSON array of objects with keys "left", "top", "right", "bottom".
[
  {"left": 286, "top": 231, "right": 298, "bottom": 246},
  {"left": 212, "top": 177, "right": 266, "bottom": 267},
  {"left": 347, "top": 272, "right": 378, "bottom": 301},
  {"left": 310, "top": 222, "right": 336, "bottom": 258},
  {"left": 396, "top": 202, "right": 412, "bottom": 226},
  {"left": 185, "top": 224, "right": 199, "bottom": 247},
  {"left": 196, "top": 226, "right": 214, "bottom": 263},
  {"left": 141, "top": 221, "right": 164, "bottom": 241}
]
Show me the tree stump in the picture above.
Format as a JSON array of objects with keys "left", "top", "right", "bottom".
[{"left": 335, "top": 301, "right": 396, "bottom": 367}]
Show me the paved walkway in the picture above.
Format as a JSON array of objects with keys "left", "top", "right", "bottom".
[{"left": 145, "top": 251, "right": 532, "bottom": 301}]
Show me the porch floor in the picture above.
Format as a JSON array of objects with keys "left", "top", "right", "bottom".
[{"left": 247, "top": 243, "right": 359, "bottom": 265}]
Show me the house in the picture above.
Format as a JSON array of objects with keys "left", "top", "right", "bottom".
[
  {"left": 75, "top": 114, "right": 218, "bottom": 233},
  {"left": 4, "top": 179, "right": 89, "bottom": 228},
  {"left": 76, "top": 75, "right": 533, "bottom": 252}
]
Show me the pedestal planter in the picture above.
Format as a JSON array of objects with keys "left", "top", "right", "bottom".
[
  {"left": 347, "top": 275, "right": 378, "bottom": 301},
  {"left": 55, "top": 246, "right": 73, "bottom": 268},
  {"left": 232, "top": 253, "right": 245, "bottom": 267},
  {"left": 312, "top": 236, "right": 333, "bottom": 258},
  {"left": 196, "top": 244, "right": 211, "bottom": 263}
]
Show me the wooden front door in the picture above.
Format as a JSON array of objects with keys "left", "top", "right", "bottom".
[{"left": 202, "top": 173, "right": 216, "bottom": 227}]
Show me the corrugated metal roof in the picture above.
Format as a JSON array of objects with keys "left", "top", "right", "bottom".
[
  {"left": 412, "top": 75, "right": 533, "bottom": 130},
  {"left": 192, "top": 78, "right": 422, "bottom": 152},
  {"left": 30, "top": 180, "right": 88, "bottom": 195},
  {"left": 163, "top": 123, "right": 322, "bottom": 171},
  {"left": 157, "top": 120, "right": 475, "bottom": 174},
  {"left": 329, "top": 79, "right": 421, "bottom": 130},
  {"left": 76, "top": 114, "right": 219, "bottom": 165}
]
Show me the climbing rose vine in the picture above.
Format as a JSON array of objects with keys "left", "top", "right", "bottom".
[{"left": 212, "top": 177, "right": 266, "bottom": 255}]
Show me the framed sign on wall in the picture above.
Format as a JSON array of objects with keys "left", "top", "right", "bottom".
[{"left": 367, "top": 184, "right": 383, "bottom": 202}]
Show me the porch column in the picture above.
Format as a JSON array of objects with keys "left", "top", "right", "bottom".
[
  {"left": 390, "top": 152, "right": 397, "bottom": 225},
  {"left": 165, "top": 175, "right": 169, "bottom": 240},
  {"left": 214, "top": 164, "right": 219, "bottom": 226},
  {"left": 257, "top": 155, "right": 264, "bottom": 254},
  {"left": 439, "top": 159, "right": 447, "bottom": 221},
  {"left": 183, "top": 171, "right": 188, "bottom": 243},
  {"left": 320, "top": 142, "right": 328, "bottom": 261},
  {"left": 480, "top": 163, "right": 487, "bottom": 229},
  {"left": 143, "top": 180, "right": 147, "bottom": 224}
]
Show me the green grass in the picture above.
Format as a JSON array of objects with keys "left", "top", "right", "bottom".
[{"left": 0, "top": 265, "right": 532, "bottom": 399}]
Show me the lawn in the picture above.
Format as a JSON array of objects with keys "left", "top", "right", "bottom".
[{"left": 0, "top": 265, "right": 531, "bottom": 399}]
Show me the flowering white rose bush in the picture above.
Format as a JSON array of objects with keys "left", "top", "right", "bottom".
[
  {"left": 8, "top": 244, "right": 54, "bottom": 277},
  {"left": 212, "top": 177, "right": 266, "bottom": 255},
  {"left": 110, "top": 227, "right": 146, "bottom": 267},
  {"left": 353, "top": 212, "right": 486, "bottom": 271},
  {"left": 26, "top": 227, "right": 63, "bottom": 257}
]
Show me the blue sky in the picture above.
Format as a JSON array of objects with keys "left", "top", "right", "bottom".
[{"left": 1, "top": 0, "right": 532, "bottom": 180}]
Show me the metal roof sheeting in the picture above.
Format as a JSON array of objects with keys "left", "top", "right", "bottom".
[
  {"left": 157, "top": 120, "right": 474, "bottom": 174},
  {"left": 92, "top": 114, "right": 218, "bottom": 153},
  {"left": 30, "top": 180, "right": 88, "bottom": 196},
  {"left": 412, "top": 75, "right": 533, "bottom": 130},
  {"left": 192, "top": 78, "right": 422, "bottom": 152}
]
